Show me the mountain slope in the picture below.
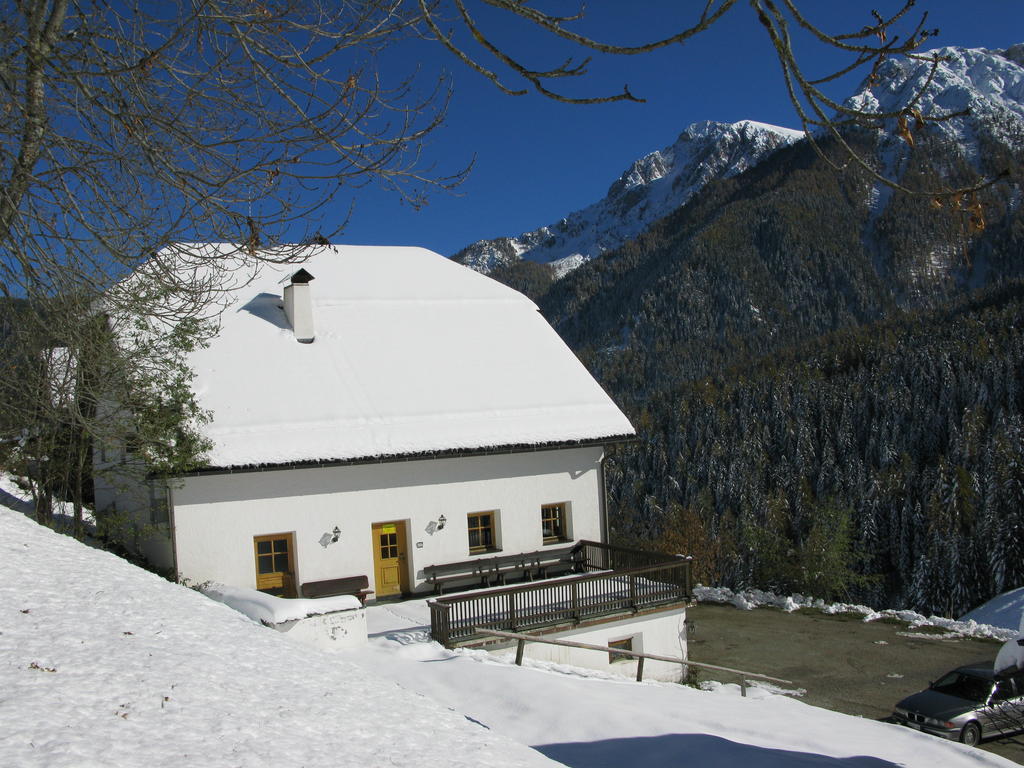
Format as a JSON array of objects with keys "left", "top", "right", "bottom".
[
  {"left": 531, "top": 43, "right": 1024, "bottom": 616},
  {"left": 452, "top": 120, "right": 802, "bottom": 277},
  {"left": 849, "top": 45, "right": 1024, "bottom": 298},
  {"left": 453, "top": 45, "right": 1023, "bottom": 282}
]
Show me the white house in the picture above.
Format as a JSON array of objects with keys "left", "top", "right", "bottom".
[{"left": 95, "top": 244, "right": 635, "bottom": 601}]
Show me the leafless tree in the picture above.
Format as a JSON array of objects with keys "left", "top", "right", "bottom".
[
  {"left": 423, "top": 0, "right": 1001, "bottom": 199},
  {"left": 1, "top": 0, "right": 468, "bottom": 309},
  {"left": 1, "top": 289, "right": 211, "bottom": 539},
  {"left": 0, "top": 0, "right": 994, "bottom": 302}
]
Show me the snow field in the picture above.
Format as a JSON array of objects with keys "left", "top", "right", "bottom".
[
  {"left": 1, "top": 492, "right": 1020, "bottom": 768},
  {"left": 0, "top": 507, "right": 556, "bottom": 768},
  {"left": 355, "top": 597, "right": 1018, "bottom": 768}
]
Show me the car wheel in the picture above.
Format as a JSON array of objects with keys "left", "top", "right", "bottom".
[{"left": 959, "top": 722, "right": 982, "bottom": 747}]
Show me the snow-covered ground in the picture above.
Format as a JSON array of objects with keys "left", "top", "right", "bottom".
[
  {"left": 961, "top": 587, "right": 1024, "bottom": 632},
  {"left": 0, "top": 504, "right": 554, "bottom": 768},
  {"left": 1, "top": 490, "right": 1019, "bottom": 767},
  {"left": 353, "top": 598, "right": 1020, "bottom": 768}
]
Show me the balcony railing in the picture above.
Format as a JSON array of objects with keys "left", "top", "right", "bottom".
[
  {"left": 429, "top": 541, "right": 692, "bottom": 647},
  {"left": 572, "top": 539, "right": 687, "bottom": 574}
]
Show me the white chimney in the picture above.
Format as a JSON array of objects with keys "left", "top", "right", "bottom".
[{"left": 283, "top": 268, "right": 315, "bottom": 343}]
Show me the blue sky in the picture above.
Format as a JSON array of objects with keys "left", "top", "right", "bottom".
[{"left": 323, "top": 1, "right": 1024, "bottom": 257}]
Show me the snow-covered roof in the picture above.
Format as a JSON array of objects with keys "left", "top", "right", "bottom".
[{"left": 178, "top": 244, "right": 634, "bottom": 468}]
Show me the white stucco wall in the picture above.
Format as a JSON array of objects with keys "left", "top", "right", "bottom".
[
  {"left": 512, "top": 608, "right": 688, "bottom": 682},
  {"left": 170, "top": 446, "right": 605, "bottom": 596},
  {"left": 92, "top": 463, "right": 175, "bottom": 572}
]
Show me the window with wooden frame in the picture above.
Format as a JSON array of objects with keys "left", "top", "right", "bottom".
[
  {"left": 148, "top": 482, "right": 169, "bottom": 525},
  {"left": 467, "top": 511, "right": 498, "bottom": 553},
  {"left": 541, "top": 502, "right": 569, "bottom": 544},
  {"left": 253, "top": 533, "right": 296, "bottom": 598},
  {"left": 608, "top": 636, "right": 634, "bottom": 664}
]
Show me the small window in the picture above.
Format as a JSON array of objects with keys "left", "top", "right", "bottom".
[
  {"left": 608, "top": 637, "right": 634, "bottom": 664},
  {"left": 379, "top": 529, "right": 399, "bottom": 560},
  {"left": 253, "top": 533, "right": 296, "bottom": 597},
  {"left": 541, "top": 502, "right": 569, "bottom": 543},
  {"left": 149, "top": 482, "right": 169, "bottom": 525},
  {"left": 467, "top": 511, "right": 498, "bottom": 553}
]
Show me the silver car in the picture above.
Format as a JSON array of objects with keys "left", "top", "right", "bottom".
[{"left": 892, "top": 662, "right": 1024, "bottom": 746}]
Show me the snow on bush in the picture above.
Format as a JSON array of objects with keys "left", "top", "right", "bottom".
[
  {"left": 692, "top": 584, "right": 1017, "bottom": 642},
  {"left": 201, "top": 581, "right": 360, "bottom": 625}
]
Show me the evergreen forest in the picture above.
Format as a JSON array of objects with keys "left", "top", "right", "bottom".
[{"left": 496, "top": 131, "right": 1024, "bottom": 617}]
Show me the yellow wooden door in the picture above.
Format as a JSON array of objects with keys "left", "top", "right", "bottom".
[
  {"left": 253, "top": 533, "right": 297, "bottom": 597},
  {"left": 372, "top": 521, "right": 409, "bottom": 597}
]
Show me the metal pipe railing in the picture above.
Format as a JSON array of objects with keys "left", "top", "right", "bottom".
[{"left": 473, "top": 627, "right": 793, "bottom": 696}]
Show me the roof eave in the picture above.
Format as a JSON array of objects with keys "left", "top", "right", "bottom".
[{"left": 173, "top": 434, "right": 639, "bottom": 478}]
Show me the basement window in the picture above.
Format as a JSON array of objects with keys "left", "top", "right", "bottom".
[{"left": 608, "top": 636, "right": 635, "bottom": 664}]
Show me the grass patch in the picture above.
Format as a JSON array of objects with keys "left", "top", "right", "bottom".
[
  {"left": 796, "top": 609, "right": 867, "bottom": 622},
  {"left": 908, "top": 624, "right": 957, "bottom": 636}
]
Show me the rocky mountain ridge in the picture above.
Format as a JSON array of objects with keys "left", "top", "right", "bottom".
[
  {"left": 451, "top": 119, "right": 802, "bottom": 276},
  {"left": 454, "top": 44, "right": 1024, "bottom": 285},
  {"left": 847, "top": 43, "right": 1024, "bottom": 153}
]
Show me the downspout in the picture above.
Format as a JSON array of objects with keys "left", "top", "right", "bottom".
[
  {"left": 598, "top": 448, "right": 610, "bottom": 545},
  {"left": 168, "top": 485, "right": 179, "bottom": 581}
]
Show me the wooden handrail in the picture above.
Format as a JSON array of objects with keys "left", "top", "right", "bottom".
[
  {"left": 473, "top": 627, "right": 793, "bottom": 696},
  {"left": 430, "top": 556, "right": 690, "bottom": 606},
  {"left": 575, "top": 539, "right": 686, "bottom": 564},
  {"left": 429, "top": 558, "right": 691, "bottom": 647},
  {"left": 428, "top": 541, "right": 694, "bottom": 648}
]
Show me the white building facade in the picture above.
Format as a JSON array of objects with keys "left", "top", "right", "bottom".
[
  {"left": 95, "top": 244, "right": 634, "bottom": 600},
  {"left": 141, "top": 444, "right": 608, "bottom": 597}
]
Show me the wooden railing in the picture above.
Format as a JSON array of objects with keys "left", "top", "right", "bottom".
[
  {"left": 473, "top": 628, "right": 792, "bottom": 695},
  {"left": 573, "top": 539, "right": 685, "bottom": 573},
  {"left": 429, "top": 545, "right": 692, "bottom": 647}
]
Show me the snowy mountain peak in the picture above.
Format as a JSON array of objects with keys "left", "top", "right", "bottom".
[
  {"left": 606, "top": 149, "right": 671, "bottom": 199},
  {"left": 454, "top": 45, "right": 1024, "bottom": 280},
  {"left": 453, "top": 119, "right": 802, "bottom": 277},
  {"left": 845, "top": 44, "right": 1024, "bottom": 147}
]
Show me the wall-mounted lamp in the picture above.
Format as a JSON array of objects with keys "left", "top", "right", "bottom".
[
  {"left": 320, "top": 526, "right": 342, "bottom": 548},
  {"left": 436, "top": 514, "right": 447, "bottom": 531}
]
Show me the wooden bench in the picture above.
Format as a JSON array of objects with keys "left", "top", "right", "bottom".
[
  {"left": 424, "top": 544, "right": 580, "bottom": 593},
  {"left": 423, "top": 558, "right": 498, "bottom": 594},
  {"left": 301, "top": 575, "right": 374, "bottom": 605},
  {"left": 531, "top": 544, "right": 578, "bottom": 579},
  {"left": 489, "top": 552, "right": 535, "bottom": 585}
]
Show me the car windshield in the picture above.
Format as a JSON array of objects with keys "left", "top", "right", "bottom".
[{"left": 930, "top": 671, "right": 993, "bottom": 703}]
